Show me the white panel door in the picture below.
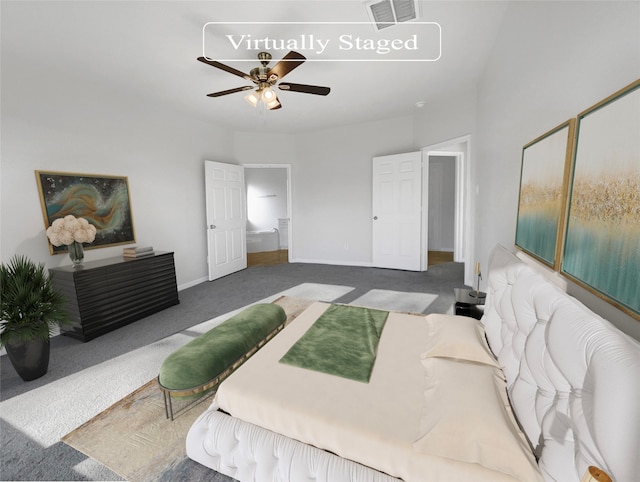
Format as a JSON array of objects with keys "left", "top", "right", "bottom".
[
  {"left": 372, "top": 152, "right": 423, "bottom": 271},
  {"left": 205, "top": 161, "right": 247, "bottom": 281}
]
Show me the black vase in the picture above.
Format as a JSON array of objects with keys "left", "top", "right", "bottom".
[{"left": 5, "top": 337, "right": 50, "bottom": 381}]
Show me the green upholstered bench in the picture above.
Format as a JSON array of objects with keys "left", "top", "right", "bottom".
[{"left": 157, "top": 303, "right": 287, "bottom": 420}]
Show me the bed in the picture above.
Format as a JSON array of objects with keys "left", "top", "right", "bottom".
[{"left": 186, "top": 244, "right": 640, "bottom": 481}]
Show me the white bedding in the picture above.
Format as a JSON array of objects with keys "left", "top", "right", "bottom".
[
  {"left": 214, "top": 301, "right": 542, "bottom": 482},
  {"left": 188, "top": 244, "right": 640, "bottom": 482}
]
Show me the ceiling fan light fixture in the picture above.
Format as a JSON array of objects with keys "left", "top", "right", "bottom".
[
  {"left": 244, "top": 90, "right": 260, "bottom": 107},
  {"left": 261, "top": 87, "right": 277, "bottom": 102},
  {"left": 266, "top": 97, "right": 281, "bottom": 110}
]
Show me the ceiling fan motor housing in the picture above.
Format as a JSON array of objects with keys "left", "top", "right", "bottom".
[{"left": 250, "top": 66, "right": 272, "bottom": 83}]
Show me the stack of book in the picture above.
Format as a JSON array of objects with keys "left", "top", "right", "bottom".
[{"left": 123, "top": 246, "right": 155, "bottom": 259}]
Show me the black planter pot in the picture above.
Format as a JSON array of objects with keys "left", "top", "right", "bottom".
[{"left": 5, "top": 337, "right": 50, "bottom": 381}]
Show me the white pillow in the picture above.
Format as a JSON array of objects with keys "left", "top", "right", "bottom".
[
  {"left": 421, "top": 314, "right": 499, "bottom": 367},
  {"left": 413, "top": 358, "right": 543, "bottom": 482}
]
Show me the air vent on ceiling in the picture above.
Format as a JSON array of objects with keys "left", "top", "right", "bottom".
[{"left": 365, "top": 0, "right": 420, "bottom": 31}]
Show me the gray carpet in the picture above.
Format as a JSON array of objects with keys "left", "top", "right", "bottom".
[{"left": 0, "top": 261, "right": 465, "bottom": 481}]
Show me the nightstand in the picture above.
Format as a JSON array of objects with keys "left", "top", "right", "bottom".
[{"left": 454, "top": 288, "right": 486, "bottom": 320}]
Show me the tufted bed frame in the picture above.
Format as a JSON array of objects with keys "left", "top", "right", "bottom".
[
  {"left": 186, "top": 244, "right": 640, "bottom": 481},
  {"left": 482, "top": 244, "right": 640, "bottom": 481}
]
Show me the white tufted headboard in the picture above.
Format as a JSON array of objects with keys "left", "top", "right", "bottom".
[{"left": 481, "top": 244, "right": 640, "bottom": 482}]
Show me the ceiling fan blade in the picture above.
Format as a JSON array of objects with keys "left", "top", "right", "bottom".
[
  {"left": 267, "top": 51, "right": 306, "bottom": 80},
  {"left": 207, "top": 86, "right": 254, "bottom": 97},
  {"left": 278, "top": 83, "right": 330, "bottom": 96},
  {"left": 197, "top": 57, "right": 253, "bottom": 82}
]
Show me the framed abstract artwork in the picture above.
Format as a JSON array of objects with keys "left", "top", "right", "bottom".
[
  {"left": 35, "top": 171, "right": 136, "bottom": 254},
  {"left": 561, "top": 79, "right": 640, "bottom": 319},
  {"left": 515, "top": 119, "right": 575, "bottom": 269}
]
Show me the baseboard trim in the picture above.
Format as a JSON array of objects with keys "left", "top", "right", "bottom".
[
  {"left": 290, "top": 258, "right": 373, "bottom": 267},
  {"left": 178, "top": 277, "right": 207, "bottom": 291}
]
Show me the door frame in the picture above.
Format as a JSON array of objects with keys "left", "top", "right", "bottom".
[
  {"left": 241, "top": 163, "right": 292, "bottom": 261},
  {"left": 421, "top": 135, "right": 473, "bottom": 286}
]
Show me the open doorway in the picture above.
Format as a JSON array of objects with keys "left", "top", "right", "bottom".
[
  {"left": 427, "top": 155, "right": 456, "bottom": 266},
  {"left": 243, "top": 164, "right": 291, "bottom": 267},
  {"left": 422, "top": 135, "right": 473, "bottom": 287}
]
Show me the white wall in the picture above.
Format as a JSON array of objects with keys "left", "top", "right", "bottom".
[
  {"left": 474, "top": 1, "right": 640, "bottom": 338},
  {"left": 428, "top": 156, "right": 456, "bottom": 251},
  {"left": 233, "top": 131, "right": 297, "bottom": 167},
  {"left": 1, "top": 54, "right": 235, "bottom": 289},
  {"left": 292, "top": 116, "right": 416, "bottom": 265},
  {"left": 413, "top": 87, "right": 477, "bottom": 149}
]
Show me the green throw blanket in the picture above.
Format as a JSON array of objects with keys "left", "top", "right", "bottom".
[{"left": 279, "top": 304, "right": 389, "bottom": 383}]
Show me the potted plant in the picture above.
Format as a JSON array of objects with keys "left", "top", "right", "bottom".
[{"left": 0, "top": 255, "right": 70, "bottom": 381}]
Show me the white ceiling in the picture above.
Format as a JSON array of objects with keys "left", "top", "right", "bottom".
[{"left": 1, "top": 1, "right": 509, "bottom": 134}]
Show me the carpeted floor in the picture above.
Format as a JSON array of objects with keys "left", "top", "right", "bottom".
[{"left": 0, "top": 261, "right": 466, "bottom": 481}]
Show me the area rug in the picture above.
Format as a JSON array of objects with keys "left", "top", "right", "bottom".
[
  {"left": 62, "top": 378, "right": 211, "bottom": 481},
  {"left": 349, "top": 289, "right": 438, "bottom": 313},
  {"left": 61, "top": 296, "right": 314, "bottom": 482}
]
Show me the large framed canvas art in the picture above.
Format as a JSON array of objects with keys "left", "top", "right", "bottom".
[
  {"left": 35, "top": 171, "right": 136, "bottom": 254},
  {"left": 515, "top": 119, "right": 575, "bottom": 269},
  {"left": 561, "top": 80, "right": 640, "bottom": 319}
]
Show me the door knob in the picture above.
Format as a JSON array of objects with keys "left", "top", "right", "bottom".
[
  {"left": 209, "top": 225, "right": 216, "bottom": 229},
  {"left": 373, "top": 216, "right": 378, "bottom": 220}
]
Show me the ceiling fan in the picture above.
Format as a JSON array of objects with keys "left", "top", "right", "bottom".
[{"left": 197, "top": 51, "right": 330, "bottom": 110}]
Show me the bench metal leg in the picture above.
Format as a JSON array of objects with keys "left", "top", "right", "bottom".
[{"left": 162, "top": 388, "right": 175, "bottom": 421}]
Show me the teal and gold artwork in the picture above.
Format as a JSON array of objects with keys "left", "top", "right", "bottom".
[
  {"left": 562, "top": 81, "right": 640, "bottom": 317},
  {"left": 516, "top": 120, "right": 574, "bottom": 267}
]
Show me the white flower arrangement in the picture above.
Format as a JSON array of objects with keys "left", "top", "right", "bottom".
[{"left": 46, "top": 215, "right": 97, "bottom": 246}]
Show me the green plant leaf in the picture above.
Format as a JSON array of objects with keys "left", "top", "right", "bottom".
[{"left": 0, "top": 255, "right": 70, "bottom": 348}]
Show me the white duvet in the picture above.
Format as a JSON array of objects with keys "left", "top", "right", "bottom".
[{"left": 214, "top": 302, "right": 542, "bottom": 482}]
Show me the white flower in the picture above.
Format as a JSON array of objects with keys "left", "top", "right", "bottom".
[
  {"left": 87, "top": 224, "right": 97, "bottom": 242},
  {"left": 46, "top": 227, "right": 62, "bottom": 246},
  {"left": 46, "top": 215, "right": 97, "bottom": 246},
  {"left": 59, "top": 231, "right": 74, "bottom": 245},
  {"left": 74, "top": 230, "right": 88, "bottom": 244},
  {"left": 63, "top": 215, "right": 80, "bottom": 232},
  {"left": 49, "top": 218, "right": 65, "bottom": 233}
]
